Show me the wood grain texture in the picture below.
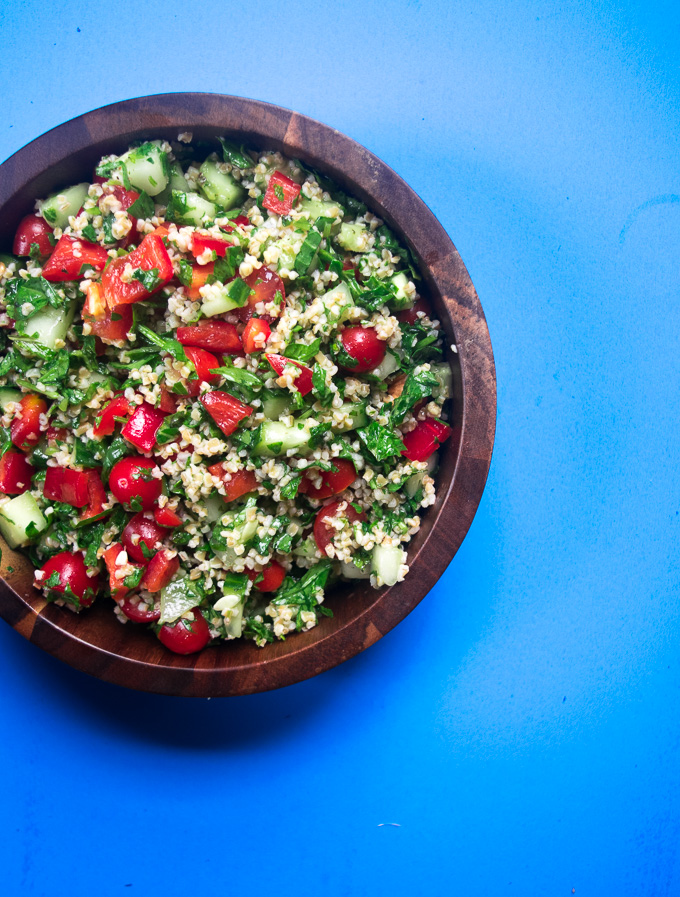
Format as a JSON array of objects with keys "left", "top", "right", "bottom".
[{"left": 0, "top": 93, "right": 496, "bottom": 696}]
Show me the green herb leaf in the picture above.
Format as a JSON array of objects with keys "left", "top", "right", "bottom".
[
  {"left": 284, "top": 338, "right": 320, "bottom": 364},
  {"left": 131, "top": 267, "right": 162, "bottom": 292},
  {"left": 102, "top": 436, "right": 132, "bottom": 484},
  {"left": 123, "top": 566, "right": 145, "bottom": 590},
  {"left": 271, "top": 560, "right": 333, "bottom": 609},
  {"left": 213, "top": 246, "right": 246, "bottom": 282},
  {"left": 127, "top": 191, "right": 155, "bottom": 220},
  {"left": 294, "top": 229, "right": 322, "bottom": 274},
  {"left": 137, "top": 323, "right": 188, "bottom": 363},
  {"left": 356, "top": 421, "right": 406, "bottom": 462},
  {"left": 177, "top": 259, "right": 194, "bottom": 287},
  {"left": 390, "top": 367, "right": 440, "bottom": 425},
  {"left": 81, "top": 224, "right": 98, "bottom": 243},
  {"left": 218, "top": 138, "right": 253, "bottom": 169}
]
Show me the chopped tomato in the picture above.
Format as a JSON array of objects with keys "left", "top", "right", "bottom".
[
  {"left": 158, "top": 609, "right": 211, "bottom": 655},
  {"left": 200, "top": 391, "right": 253, "bottom": 437},
  {"left": 46, "top": 426, "right": 68, "bottom": 444},
  {"left": 184, "top": 261, "right": 214, "bottom": 300},
  {"left": 44, "top": 467, "right": 103, "bottom": 508},
  {"left": 0, "top": 451, "right": 33, "bottom": 495},
  {"left": 242, "top": 318, "right": 271, "bottom": 354},
  {"left": 262, "top": 171, "right": 301, "bottom": 215},
  {"left": 299, "top": 459, "right": 357, "bottom": 500},
  {"left": 265, "top": 354, "right": 313, "bottom": 396},
  {"left": 106, "top": 186, "right": 140, "bottom": 211},
  {"left": 93, "top": 395, "right": 132, "bottom": 438},
  {"left": 122, "top": 512, "right": 167, "bottom": 563},
  {"left": 141, "top": 549, "right": 180, "bottom": 592},
  {"left": 11, "top": 394, "right": 47, "bottom": 451},
  {"left": 13, "top": 214, "right": 54, "bottom": 257},
  {"left": 102, "top": 234, "right": 173, "bottom": 308},
  {"left": 80, "top": 471, "right": 108, "bottom": 522},
  {"left": 313, "top": 499, "right": 367, "bottom": 555},
  {"left": 82, "top": 284, "right": 133, "bottom": 343},
  {"left": 158, "top": 388, "right": 178, "bottom": 414},
  {"left": 207, "top": 465, "right": 258, "bottom": 502},
  {"left": 239, "top": 267, "right": 285, "bottom": 320},
  {"left": 184, "top": 346, "right": 221, "bottom": 396},
  {"left": 103, "top": 543, "right": 141, "bottom": 601},
  {"left": 121, "top": 402, "right": 166, "bottom": 452},
  {"left": 38, "top": 551, "right": 100, "bottom": 608},
  {"left": 154, "top": 505, "right": 182, "bottom": 527},
  {"left": 400, "top": 419, "right": 451, "bottom": 462},
  {"left": 191, "top": 233, "right": 233, "bottom": 259},
  {"left": 247, "top": 560, "right": 286, "bottom": 593},
  {"left": 339, "top": 326, "right": 386, "bottom": 373},
  {"left": 42, "top": 235, "right": 109, "bottom": 282},
  {"left": 108, "top": 457, "right": 163, "bottom": 510},
  {"left": 177, "top": 320, "right": 242, "bottom": 354}
]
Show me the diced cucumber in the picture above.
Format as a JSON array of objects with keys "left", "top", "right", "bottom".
[
  {"left": 159, "top": 578, "right": 202, "bottom": 625},
  {"left": 157, "top": 162, "right": 190, "bottom": 205},
  {"left": 389, "top": 272, "right": 414, "bottom": 310},
  {"left": 299, "top": 198, "right": 343, "bottom": 220},
  {"left": 213, "top": 573, "right": 249, "bottom": 638},
  {"left": 373, "top": 350, "right": 401, "bottom": 380},
  {"left": 39, "top": 183, "right": 89, "bottom": 230},
  {"left": 274, "top": 231, "right": 300, "bottom": 272},
  {"left": 371, "top": 544, "right": 406, "bottom": 587},
  {"left": 340, "top": 560, "right": 371, "bottom": 580},
  {"left": 294, "top": 536, "right": 320, "bottom": 560},
  {"left": 262, "top": 393, "right": 293, "bottom": 421},
  {"left": 203, "top": 492, "right": 227, "bottom": 523},
  {"left": 254, "top": 420, "right": 313, "bottom": 457},
  {"left": 0, "top": 493, "right": 47, "bottom": 549},
  {"left": 336, "top": 222, "right": 370, "bottom": 253},
  {"left": 200, "top": 281, "right": 247, "bottom": 317},
  {"left": 331, "top": 402, "right": 368, "bottom": 432},
  {"left": 0, "top": 388, "right": 22, "bottom": 411},
  {"left": 123, "top": 143, "right": 169, "bottom": 196},
  {"left": 166, "top": 190, "right": 217, "bottom": 226},
  {"left": 404, "top": 454, "right": 438, "bottom": 498},
  {"left": 23, "top": 300, "right": 76, "bottom": 350},
  {"left": 320, "top": 281, "right": 353, "bottom": 325},
  {"left": 432, "top": 362, "right": 452, "bottom": 399},
  {"left": 199, "top": 160, "right": 246, "bottom": 210}
]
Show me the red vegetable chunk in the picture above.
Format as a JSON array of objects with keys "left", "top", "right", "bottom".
[
  {"left": 158, "top": 609, "right": 211, "bottom": 655},
  {"left": 176, "top": 320, "right": 242, "bottom": 354},
  {"left": 38, "top": 551, "right": 100, "bottom": 608},
  {"left": 265, "top": 354, "right": 313, "bottom": 396},
  {"left": 117, "top": 595, "right": 160, "bottom": 624},
  {"left": 42, "top": 235, "right": 109, "bottom": 281},
  {"left": 339, "top": 326, "right": 386, "bottom": 373},
  {"left": 199, "top": 390, "right": 253, "bottom": 437},
  {"left": 0, "top": 451, "right": 33, "bottom": 495},
  {"left": 122, "top": 512, "right": 167, "bottom": 563},
  {"left": 13, "top": 214, "right": 54, "bottom": 257},
  {"left": 299, "top": 459, "right": 357, "bottom": 500},
  {"left": 262, "top": 171, "right": 301, "bottom": 216},
  {"left": 313, "top": 499, "right": 367, "bottom": 555},
  {"left": 400, "top": 419, "right": 451, "bottom": 462},
  {"left": 184, "top": 346, "right": 221, "bottom": 396},
  {"left": 121, "top": 402, "right": 166, "bottom": 452},
  {"left": 247, "top": 560, "right": 286, "bottom": 593},
  {"left": 191, "top": 233, "right": 233, "bottom": 259},
  {"left": 93, "top": 395, "right": 132, "bottom": 438},
  {"left": 102, "top": 234, "right": 173, "bottom": 307},
  {"left": 44, "top": 467, "right": 104, "bottom": 508},
  {"left": 242, "top": 318, "right": 271, "bottom": 354},
  {"left": 103, "top": 542, "right": 142, "bottom": 601},
  {"left": 141, "top": 549, "right": 180, "bottom": 593},
  {"left": 109, "top": 457, "right": 163, "bottom": 510},
  {"left": 207, "top": 465, "right": 258, "bottom": 502},
  {"left": 154, "top": 505, "right": 182, "bottom": 527},
  {"left": 10, "top": 394, "right": 47, "bottom": 451}
]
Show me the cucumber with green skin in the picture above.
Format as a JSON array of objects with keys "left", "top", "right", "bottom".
[
  {"left": 0, "top": 388, "right": 22, "bottom": 411},
  {"left": 39, "top": 184, "right": 89, "bottom": 230},
  {"left": 336, "top": 222, "right": 370, "bottom": 253},
  {"left": 388, "top": 271, "right": 414, "bottom": 310},
  {"left": 254, "top": 420, "right": 314, "bottom": 457},
  {"left": 330, "top": 402, "right": 368, "bottom": 432},
  {"left": 199, "top": 160, "right": 246, "bottom": 210},
  {"left": 23, "top": 300, "right": 76, "bottom": 350},
  {"left": 262, "top": 394, "right": 293, "bottom": 421},
  {"left": 166, "top": 190, "right": 217, "bottom": 226},
  {"left": 123, "top": 143, "right": 169, "bottom": 197},
  {"left": 0, "top": 493, "right": 47, "bottom": 549}
]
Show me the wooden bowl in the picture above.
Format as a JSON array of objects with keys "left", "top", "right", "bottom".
[{"left": 0, "top": 94, "right": 496, "bottom": 696}]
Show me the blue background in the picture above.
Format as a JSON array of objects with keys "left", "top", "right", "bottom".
[{"left": 1, "top": 1, "right": 679, "bottom": 894}]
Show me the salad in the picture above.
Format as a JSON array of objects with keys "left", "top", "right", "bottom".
[{"left": 0, "top": 135, "right": 453, "bottom": 654}]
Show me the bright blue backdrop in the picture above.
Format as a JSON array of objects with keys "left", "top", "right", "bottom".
[{"left": 2, "top": 1, "right": 679, "bottom": 894}]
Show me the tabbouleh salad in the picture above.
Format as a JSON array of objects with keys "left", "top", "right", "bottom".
[{"left": 0, "top": 134, "right": 453, "bottom": 655}]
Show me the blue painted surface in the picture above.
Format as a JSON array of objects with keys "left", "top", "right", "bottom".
[{"left": 1, "top": 1, "right": 679, "bottom": 894}]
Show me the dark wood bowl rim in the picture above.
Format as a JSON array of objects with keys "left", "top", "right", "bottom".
[{"left": 0, "top": 93, "right": 496, "bottom": 696}]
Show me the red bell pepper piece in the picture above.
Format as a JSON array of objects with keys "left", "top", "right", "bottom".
[
  {"left": 199, "top": 391, "right": 253, "bottom": 437},
  {"left": 121, "top": 402, "right": 166, "bottom": 453},
  {"left": 207, "top": 465, "right": 258, "bottom": 502},
  {"left": 42, "top": 235, "right": 109, "bottom": 282},
  {"left": 158, "top": 388, "right": 179, "bottom": 414},
  {"left": 10, "top": 395, "right": 47, "bottom": 451},
  {"left": 265, "top": 354, "right": 313, "bottom": 396},
  {"left": 242, "top": 318, "right": 271, "bottom": 354},
  {"left": 44, "top": 467, "right": 101, "bottom": 508},
  {"left": 80, "top": 470, "right": 108, "bottom": 521},
  {"left": 141, "top": 549, "right": 180, "bottom": 593},
  {"left": 184, "top": 346, "right": 221, "bottom": 397},
  {"left": 176, "top": 320, "right": 242, "bottom": 354},
  {"left": 191, "top": 233, "right": 233, "bottom": 259},
  {"left": 400, "top": 419, "right": 451, "bottom": 462},
  {"left": 82, "top": 282, "right": 133, "bottom": 343},
  {"left": 103, "top": 542, "right": 142, "bottom": 601},
  {"left": 13, "top": 215, "right": 54, "bottom": 257},
  {"left": 102, "top": 234, "right": 173, "bottom": 308},
  {"left": 93, "top": 395, "right": 132, "bottom": 438},
  {"left": 0, "top": 451, "right": 33, "bottom": 494},
  {"left": 262, "top": 171, "right": 301, "bottom": 215},
  {"left": 154, "top": 505, "right": 182, "bottom": 527}
]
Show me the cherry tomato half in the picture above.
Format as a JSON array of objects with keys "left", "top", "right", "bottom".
[
  {"left": 339, "top": 326, "right": 386, "bottom": 373},
  {"left": 313, "top": 499, "right": 367, "bottom": 555},
  {"left": 184, "top": 346, "right": 221, "bottom": 396},
  {"left": 158, "top": 609, "right": 211, "bottom": 655},
  {"left": 38, "top": 551, "right": 100, "bottom": 608},
  {"left": 109, "top": 457, "right": 163, "bottom": 511},
  {"left": 247, "top": 560, "right": 286, "bottom": 592},
  {"left": 117, "top": 595, "right": 161, "bottom": 624},
  {"left": 122, "top": 513, "right": 167, "bottom": 563},
  {"left": 13, "top": 214, "right": 54, "bottom": 257}
]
